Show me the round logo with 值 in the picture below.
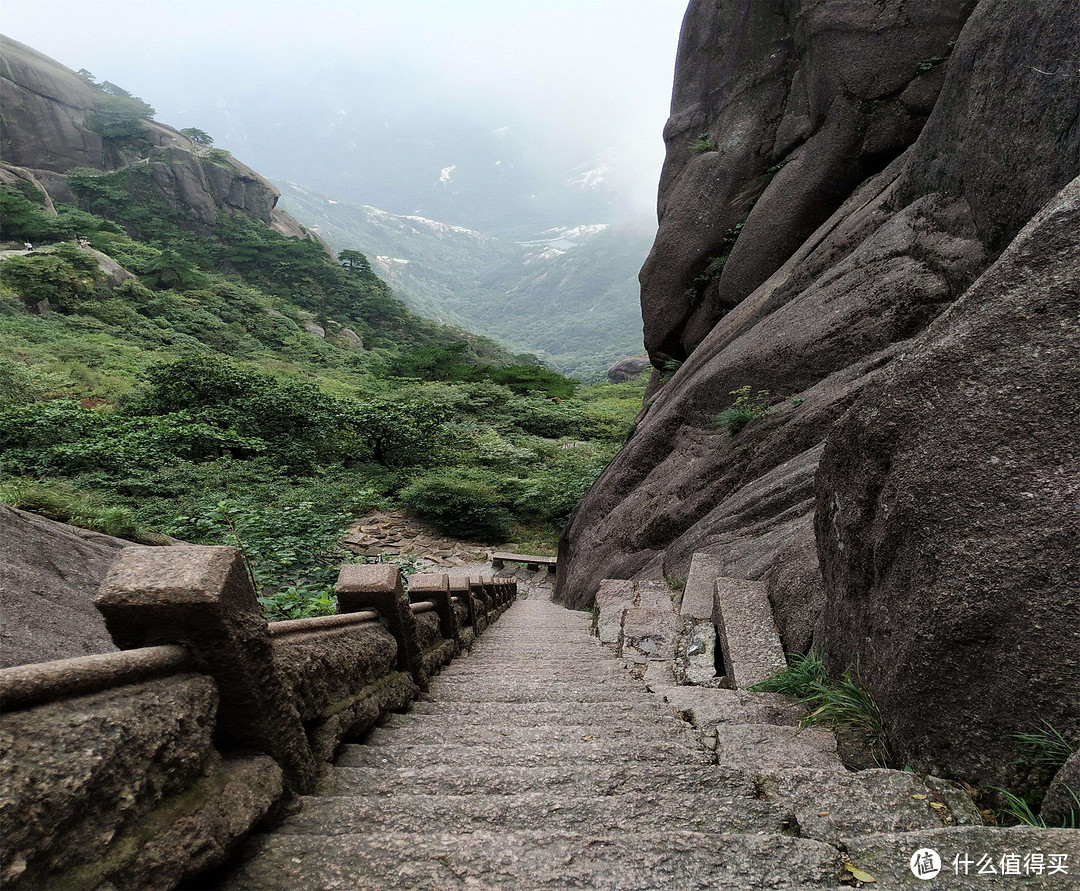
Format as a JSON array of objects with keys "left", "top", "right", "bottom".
[{"left": 909, "top": 848, "right": 942, "bottom": 880}]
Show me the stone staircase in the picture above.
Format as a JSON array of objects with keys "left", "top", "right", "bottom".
[{"left": 218, "top": 591, "right": 1078, "bottom": 890}]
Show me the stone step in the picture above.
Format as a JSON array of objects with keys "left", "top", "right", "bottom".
[
  {"left": 713, "top": 577, "right": 788, "bottom": 688},
  {"left": 337, "top": 738, "right": 712, "bottom": 769},
  {"left": 219, "top": 829, "right": 842, "bottom": 890},
  {"left": 710, "top": 723, "right": 844, "bottom": 772},
  {"left": 427, "top": 680, "right": 647, "bottom": 697},
  {"left": 435, "top": 659, "right": 626, "bottom": 673},
  {"left": 843, "top": 826, "right": 1080, "bottom": 890},
  {"left": 361, "top": 721, "right": 692, "bottom": 748},
  {"left": 276, "top": 791, "right": 786, "bottom": 836},
  {"left": 756, "top": 768, "right": 982, "bottom": 844},
  {"left": 316, "top": 762, "right": 761, "bottom": 798},
  {"left": 424, "top": 688, "right": 654, "bottom": 703},
  {"left": 659, "top": 686, "right": 804, "bottom": 728},
  {"left": 405, "top": 699, "right": 675, "bottom": 721}
]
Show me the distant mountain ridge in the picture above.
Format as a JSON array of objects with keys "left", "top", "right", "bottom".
[{"left": 277, "top": 181, "right": 653, "bottom": 379}]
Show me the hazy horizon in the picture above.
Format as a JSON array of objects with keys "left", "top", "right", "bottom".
[{"left": 3, "top": 1, "right": 688, "bottom": 233}]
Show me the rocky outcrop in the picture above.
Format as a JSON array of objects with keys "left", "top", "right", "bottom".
[
  {"left": 559, "top": 0, "right": 1079, "bottom": 792},
  {"left": 0, "top": 505, "right": 132, "bottom": 668},
  {"left": 816, "top": 175, "right": 1080, "bottom": 789},
  {"left": 640, "top": 0, "right": 977, "bottom": 364},
  {"left": 0, "top": 35, "right": 310, "bottom": 233},
  {"left": 606, "top": 355, "right": 651, "bottom": 383}
]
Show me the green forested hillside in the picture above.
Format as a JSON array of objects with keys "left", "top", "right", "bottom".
[
  {"left": 0, "top": 174, "right": 645, "bottom": 618},
  {"left": 276, "top": 182, "right": 652, "bottom": 379}
]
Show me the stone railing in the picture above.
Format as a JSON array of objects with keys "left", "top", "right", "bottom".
[{"left": 0, "top": 547, "right": 515, "bottom": 890}]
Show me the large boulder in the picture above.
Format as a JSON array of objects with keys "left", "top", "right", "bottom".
[
  {"left": 816, "top": 176, "right": 1080, "bottom": 788},
  {"left": 0, "top": 505, "right": 132, "bottom": 668},
  {"left": 606, "top": 355, "right": 651, "bottom": 383}
]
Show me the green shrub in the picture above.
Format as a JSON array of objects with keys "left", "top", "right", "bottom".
[
  {"left": 0, "top": 185, "right": 70, "bottom": 242},
  {"left": 0, "top": 245, "right": 105, "bottom": 311},
  {"left": 690, "top": 133, "right": 717, "bottom": 153},
  {"left": 400, "top": 468, "right": 513, "bottom": 541},
  {"left": 715, "top": 385, "right": 771, "bottom": 433}
]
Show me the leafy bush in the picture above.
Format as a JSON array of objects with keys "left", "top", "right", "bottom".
[
  {"left": 690, "top": 133, "right": 717, "bottom": 153},
  {"left": 400, "top": 468, "right": 513, "bottom": 541},
  {"left": 715, "top": 385, "right": 771, "bottom": 433},
  {"left": 0, "top": 245, "right": 105, "bottom": 310}
]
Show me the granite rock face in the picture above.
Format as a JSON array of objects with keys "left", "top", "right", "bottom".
[
  {"left": 0, "top": 36, "right": 311, "bottom": 235},
  {"left": 558, "top": 0, "right": 1079, "bottom": 793},
  {"left": 641, "top": 0, "right": 976, "bottom": 364},
  {"left": 0, "top": 505, "right": 131, "bottom": 668},
  {"left": 816, "top": 175, "right": 1080, "bottom": 789}
]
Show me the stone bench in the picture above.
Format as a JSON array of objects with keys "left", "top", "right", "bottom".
[{"left": 491, "top": 552, "right": 556, "bottom": 573}]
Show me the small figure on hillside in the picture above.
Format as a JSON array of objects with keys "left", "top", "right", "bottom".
[{"left": 24, "top": 241, "right": 33, "bottom": 252}]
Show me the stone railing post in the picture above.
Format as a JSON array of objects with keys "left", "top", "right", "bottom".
[
  {"left": 480, "top": 575, "right": 501, "bottom": 611},
  {"left": 336, "top": 564, "right": 427, "bottom": 689},
  {"left": 469, "top": 576, "right": 491, "bottom": 620},
  {"left": 94, "top": 545, "right": 317, "bottom": 793},
  {"left": 448, "top": 576, "right": 476, "bottom": 628},
  {"left": 408, "top": 572, "right": 459, "bottom": 653}
]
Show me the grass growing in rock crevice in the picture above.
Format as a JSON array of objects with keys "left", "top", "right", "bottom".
[{"left": 750, "top": 652, "right": 891, "bottom": 767}]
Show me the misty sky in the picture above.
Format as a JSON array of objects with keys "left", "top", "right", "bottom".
[{"left": 3, "top": 1, "right": 688, "bottom": 226}]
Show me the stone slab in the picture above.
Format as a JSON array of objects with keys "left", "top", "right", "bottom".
[
  {"left": 278, "top": 791, "right": 785, "bottom": 836},
  {"left": 635, "top": 579, "right": 675, "bottom": 611},
  {"left": 681, "top": 553, "right": 725, "bottom": 620},
  {"left": 595, "top": 579, "right": 635, "bottom": 645},
  {"left": 711, "top": 724, "right": 844, "bottom": 772},
  {"left": 660, "top": 687, "right": 804, "bottom": 728},
  {"left": 620, "top": 606, "right": 678, "bottom": 660},
  {"left": 676, "top": 619, "right": 717, "bottom": 684},
  {"left": 756, "top": 767, "right": 981, "bottom": 844},
  {"left": 842, "top": 826, "right": 1080, "bottom": 889},
  {"left": 713, "top": 577, "right": 787, "bottom": 688},
  {"left": 219, "top": 829, "right": 842, "bottom": 890}
]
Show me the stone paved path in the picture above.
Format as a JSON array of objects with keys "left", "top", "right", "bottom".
[{"left": 218, "top": 596, "right": 1078, "bottom": 890}]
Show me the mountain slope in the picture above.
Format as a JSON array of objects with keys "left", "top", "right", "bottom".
[{"left": 277, "top": 182, "right": 652, "bottom": 379}]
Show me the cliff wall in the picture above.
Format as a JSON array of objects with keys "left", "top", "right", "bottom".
[{"left": 558, "top": 0, "right": 1079, "bottom": 790}]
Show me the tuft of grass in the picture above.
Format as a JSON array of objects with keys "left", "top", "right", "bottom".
[
  {"left": 1014, "top": 720, "right": 1078, "bottom": 774},
  {"left": 751, "top": 652, "right": 890, "bottom": 765},
  {"left": 715, "top": 385, "right": 771, "bottom": 434},
  {"left": 990, "top": 784, "right": 1079, "bottom": 829},
  {"left": 0, "top": 477, "right": 156, "bottom": 542},
  {"left": 664, "top": 576, "right": 685, "bottom": 591}
]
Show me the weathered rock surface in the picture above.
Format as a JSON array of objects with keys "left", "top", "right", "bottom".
[
  {"left": 817, "top": 174, "right": 1080, "bottom": 789},
  {"left": 1040, "top": 752, "right": 1080, "bottom": 827},
  {"left": 558, "top": 0, "right": 1079, "bottom": 793},
  {"left": 0, "top": 505, "right": 132, "bottom": 668},
  {"left": 606, "top": 355, "right": 651, "bottom": 383},
  {"left": 0, "top": 674, "right": 218, "bottom": 887}
]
